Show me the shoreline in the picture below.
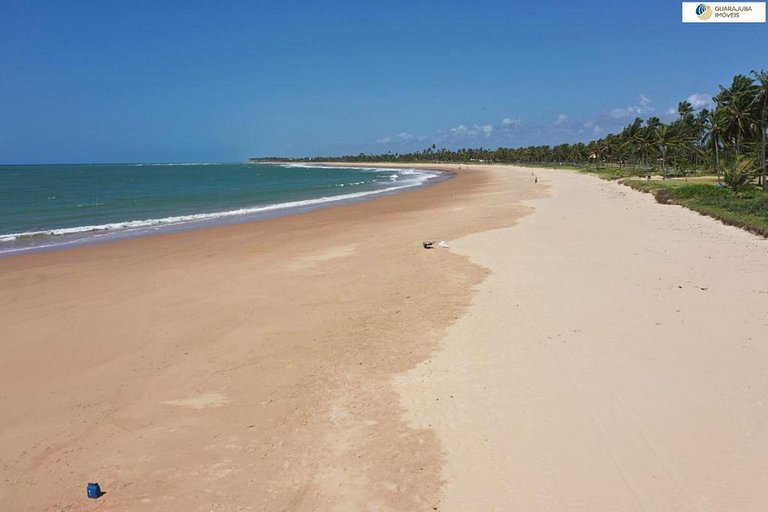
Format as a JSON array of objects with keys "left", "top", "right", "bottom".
[
  {"left": 0, "top": 163, "right": 542, "bottom": 510},
  {"left": 0, "top": 163, "right": 450, "bottom": 258}
]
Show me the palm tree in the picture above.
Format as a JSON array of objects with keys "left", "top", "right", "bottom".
[
  {"left": 678, "top": 100, "right": 694, "bottom": 122},
  {"left": 599, "top": 135, "right": 618, "bottom": 166},
  {"left": 676, "top": 101, "right": 698, "bottom": 167},
  {"left": 693, "top": 108, "right": 711, "bottom": 167},
  {"left": 723, "top": 156, "right": 756, "bottom": 193},
  {"left": 655, "top": 124, "right": 680, "bottom": 179},
  {"left": 702, "top": 107, "right": 726, "bottom": 179},
  {"left": 752, "top": 69, "right": 768, "bottom": 190},
  {"left": 717, "top": 75, "right": 759, "bottom": 156},
  {"left": 621, "top": 117, "right": 645, "bottom": 167}
]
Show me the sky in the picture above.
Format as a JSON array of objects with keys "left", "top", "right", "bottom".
[{"left": 1, "top": 0, "right": 766, "bottom": 163}]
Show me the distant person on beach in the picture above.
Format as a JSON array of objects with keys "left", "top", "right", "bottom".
[{"left": 535, "top": 176, "right": 538, "bottom": 183}]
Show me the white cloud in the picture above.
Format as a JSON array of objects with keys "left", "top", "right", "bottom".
[
  {"left": 571, "top": 94, "right": 657, "bottom": 141},
  {"left": 381, "top": 116, "right": 523, "bottom": 146},
  {"left": 664, "top": 93, "right": 713, "bottom": 119},
  {"left": 607, "top": 108, "right": 627, "bottom": 120},
  {"left": 449, "top": 124, "right": 473, "bottom": 137},
  {"left": 373, "top": 90, "right": 714, "bottom": 149},
  {"left": 578, "top": 120, "right": 603, "bottom": 136},
  {"left": 444, "top": 124, "right": 493, "bottom": 138},
  {"left": 606, "top": 94, "right": 654, "bottom": 120},
  {"left": 376, "top": 131, "right": 426, "bottom": 145},
  {"left": 686, "top": 93, "right": 714, "bottom": 110},
  {"left": 500, "top": 118, "right": 523, "bottom": 137},
  {"left": 667, "top": 93, "right": 714, "bottom": 115}
]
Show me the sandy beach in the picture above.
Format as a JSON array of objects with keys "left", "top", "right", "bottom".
[
  {"left": 3, "top": 164, "right": 768, "bottom": 511},
  {"left": 0, "top": 164, "right": 537, "bottom": 511}
]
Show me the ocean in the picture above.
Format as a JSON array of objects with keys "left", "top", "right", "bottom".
[{"left": 0, "top": 162, "right": 444, "bottom": 256}]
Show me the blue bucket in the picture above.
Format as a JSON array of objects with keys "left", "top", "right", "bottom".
[{"left": 87, "top": 482, "right": 102, "bottom": 499}]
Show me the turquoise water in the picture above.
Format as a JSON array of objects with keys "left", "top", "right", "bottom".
[{"left": 0, "top": 163, "right": 443, "bottom": 255}]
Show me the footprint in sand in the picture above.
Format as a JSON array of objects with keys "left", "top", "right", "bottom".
[{"left": 162, "top": 393, "right": 228, "bottom": 409}]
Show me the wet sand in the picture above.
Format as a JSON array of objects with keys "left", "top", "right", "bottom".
[{"left": 0, "top": 164, "right": 538, "bottom": 511}]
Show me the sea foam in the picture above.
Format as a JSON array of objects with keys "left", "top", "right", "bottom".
[{"left": 0, "top": 165, "right": 440, "bottom": 254}]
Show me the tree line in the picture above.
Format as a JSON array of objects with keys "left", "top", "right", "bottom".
[{"left": 252, "top": 69, "right": 768, "bottom": 191}]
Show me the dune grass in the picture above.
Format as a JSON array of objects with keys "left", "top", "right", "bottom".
[
  {"left": 620, "top": 179, "right": 768, "bottom": 237},
  {"left": 579, "top": 166, "right": 651, "bottom": 180}
]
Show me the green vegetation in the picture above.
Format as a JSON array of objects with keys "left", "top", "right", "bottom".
[
  {"left": 621, "top": 179, "right": 768, "bottom": 237},
  {"left": 723, "top": 156, "right": 758, "bottom": 193},
  {"left": 579, "top": 166, "right": 650, "bottom": 181}
]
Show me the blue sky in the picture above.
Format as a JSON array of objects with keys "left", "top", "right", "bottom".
[{"left": 1, "top": 0, "right": 766, "bottom": 163}]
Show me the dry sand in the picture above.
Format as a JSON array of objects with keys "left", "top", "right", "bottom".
[
  {"left": 3, "top": 164, "right": 768, "bottom": 511},
  {"left": 398, "top": 167, "right": 768, "bottom": 511}
]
